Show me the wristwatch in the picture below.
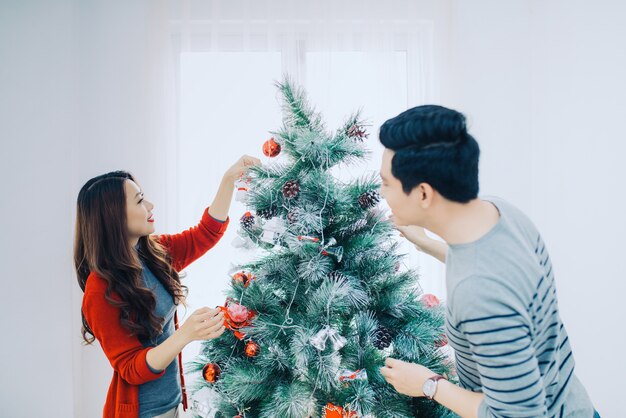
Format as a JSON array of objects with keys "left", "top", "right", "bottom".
[{"left": 422, "top": 375, "right": 446, "bottom": 400}]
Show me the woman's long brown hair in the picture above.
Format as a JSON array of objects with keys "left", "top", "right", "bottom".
[{"left": 74, "top": 171, "right": 186, "bottom": 344}]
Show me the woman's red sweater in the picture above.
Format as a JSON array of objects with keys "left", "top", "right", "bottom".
[{"left": 82, "top": 208, "right": 229, "bottom": 418}]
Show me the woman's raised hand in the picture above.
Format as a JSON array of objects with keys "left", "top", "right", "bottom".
[
  {"left": 179, "top": 307, "right": 225, "bottom": 343},
  {"left": 223, "top": 155, "right": 261, "bottom": 184}
]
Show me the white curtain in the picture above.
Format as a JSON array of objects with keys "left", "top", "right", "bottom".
[{"left": 168, "top": 0, "right": 435, "bottom": 101}]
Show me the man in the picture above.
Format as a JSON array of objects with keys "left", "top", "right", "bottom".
[{"left": 377, "top": 105, "right": 597, "bottom": 417}]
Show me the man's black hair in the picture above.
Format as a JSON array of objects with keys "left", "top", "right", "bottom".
[{"left": 379, "top": 105, "right": 480, "bottom": 203}]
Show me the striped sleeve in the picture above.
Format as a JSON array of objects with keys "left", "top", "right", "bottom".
[{"left": 450, "top": 276, "right": 548, "bottom": 418}]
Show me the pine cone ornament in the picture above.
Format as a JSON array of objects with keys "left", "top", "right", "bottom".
[
  {"left": 257, "top": 207, "right": 278, "bottom": 220},
  {"left": 328, "top": 271, "right": 346, "bottom": 281},
  {"left": 358, "top": 190, "right": 380, "bottom": 209},
  {"left": 347, "top": 123, "right": 368, "bottom": 141},
  {"left": 287, "top": 209, "right": 299, "bottom": 224},
  {"left": 240, "top": 211, "right": 255, "bottom": 229},
  {"left": 282, "top": 180, "right": 300, "bottom": 199},
  {"left": 373, "top": 326, "right": 393, "bottom": 349}
]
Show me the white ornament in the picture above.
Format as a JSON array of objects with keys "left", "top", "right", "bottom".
[
  {"left": 234, "top": 176, "right": 251, "bottom": 203},
  {"left": 260, "top": 217, "right": 287, "bottom": 245},
  {"left": 327, "top": 327, "right": 347, "bottom": 350},
  {"left": 338, "top": 369, "right": 368, "bottom": 383},
  {"left": 310, "top": 327, "right": 330, "bottom": 350},
  {"left": 232, "top": 234, "right": 255, "bottom": 249},
  {"left": 310, "top": 326, "right": 346, "bottom": 351}
]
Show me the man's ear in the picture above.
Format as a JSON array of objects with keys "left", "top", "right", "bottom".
[{"left": 413, "top": 183, "right": 434, "bottom": 209}]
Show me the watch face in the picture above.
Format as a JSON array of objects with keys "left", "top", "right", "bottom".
[{"left": 423, "top": 379, "right": 436, "bottom": 398}]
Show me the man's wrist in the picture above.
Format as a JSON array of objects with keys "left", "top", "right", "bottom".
[
  {"left": 414, "top": 239, "right": 433, "bottom": 254},
  {"left": 432, "top": 377, "right": 444, "bottom": 402},
  {"left": 423, "top": 374, "right": 447, "bottom": 401}
]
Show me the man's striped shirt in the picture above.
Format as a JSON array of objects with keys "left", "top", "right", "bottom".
[{"left": 445, "top": 198, "right": 593, "bottom": 417}]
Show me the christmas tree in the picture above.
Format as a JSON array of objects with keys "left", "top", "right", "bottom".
[{"left": 188, "top": 79, "right": 457, "bottom": 418}]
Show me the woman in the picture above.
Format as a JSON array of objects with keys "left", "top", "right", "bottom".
[{"left": 75, "top": 155, "right": 260, "bottom": 418}]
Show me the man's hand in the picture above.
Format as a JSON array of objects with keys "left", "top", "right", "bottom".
[
  {"left": 380, "top": 357, "right": 436, "bottom": 397},
  {"left": 388, "top": 215, "right": 448, "bottom": 263}
]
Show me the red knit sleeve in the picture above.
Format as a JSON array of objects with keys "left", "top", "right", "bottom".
[
  {"left": 82, "top": 280, "right": 165, "bottom": 385},
  {"left": 156, "top": 207, "right": 229, "bottom": 272}
]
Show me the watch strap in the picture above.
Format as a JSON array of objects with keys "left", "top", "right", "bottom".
[{"left": 424, "top": 374, "right": 446, "bottom": 400}]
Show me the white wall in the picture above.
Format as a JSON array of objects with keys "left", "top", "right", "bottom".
[
  {"left": 529, "top": 2, "right": 626, "bottom": 415},
  {"left": 441, "top": 0, "right": 534, "bottom": 212},
  {"left": 441, "top": 1, "right": 626, "bottom": 415},
  {"left": 0, "top": 1, "right": 75, "bottom": 416},
  {"left": 1, "top": 1, "right": 177, "bottom": 416}
]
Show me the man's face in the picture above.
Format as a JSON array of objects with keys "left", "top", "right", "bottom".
[{"left": 379, "top": 148, "right": 426, "bottom": 226}]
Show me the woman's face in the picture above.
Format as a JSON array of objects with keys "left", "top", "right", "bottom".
[{"left": 124, "top": 180, "right": 155, "bottom": 240}]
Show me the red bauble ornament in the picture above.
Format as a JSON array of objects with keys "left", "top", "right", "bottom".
[
  {"left": 263, "top": 137, "right": 281, "bottom": 157},
  {"left": 245, "top": 340, "right": 260, "bottom": 357},
  {"left": 233, "top": 271, "right": 256, "bottom": 288},
  {"left": 324, "top": 403, "right": 357, "bottom": 418},
  {"left": 219, "top": 300, "right": 257, "bottom": 340},
  {"left": 202, "top": 363, "right": 221, "bottom": 383},
  {"left": 228, "top": 303, "right": 250, "bottom": 323},
  {"left": 421, "top": 293, "right": 440, "bottom": 308}
]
